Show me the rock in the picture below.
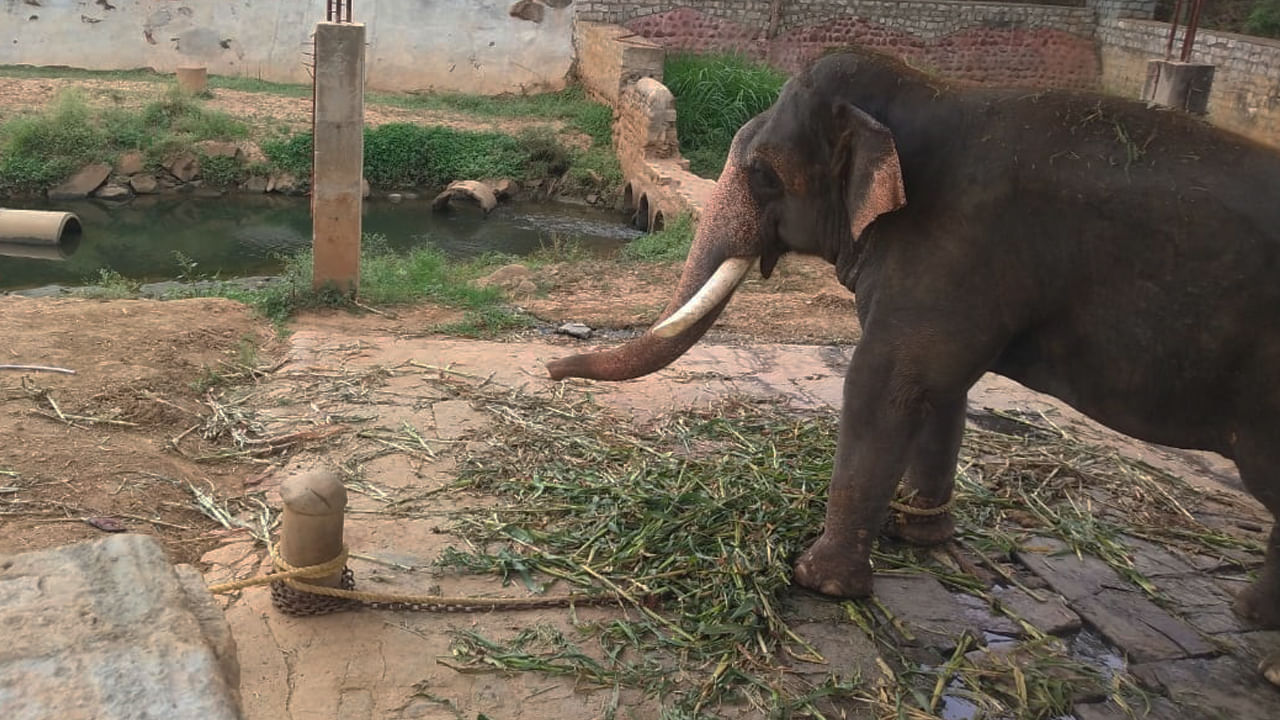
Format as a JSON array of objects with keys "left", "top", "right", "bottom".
[
  {"left": 432, "top": 180, "right": 498, "bottom": 215},
  {"left": 513, "top": 279, "right": 537, "bottom": 298},
  {"left": 556, "top": 322, "right": 593, "bottom": 339},
  {"left": 871, "top": 573, "right": 982, "bottom": 653},
  {"left": 990, "top": 585, "right": 1082, "bottom": 636},
  {"left": 1015, "top": 536, "right": 1117, "bottom": 602},
  {"left": 586, "top": 193, "right": 600, "bottom": 204},
  {"left": 388, "top": 192, "right": 404, "bottom": 203},
  {"left": 266, "top": 172, "right": 297, "bottom": 194},
  {"left": 115, "top": 150, "right": 146, "bottom": 176},
  {"left": 93, "top": 183, "right": 133, "bottom": 201},
  {"left": 475, "top": 263, "right": 534, "bottom": 292},
  {"left": 493, "top": 178, "right": 517, "bottom": 199},
  {"left": 1131, "top": 655, "right": 1280, "bottom": 719},
  {"left": 0, "top": 534, "right": 243, "bottom": 719},
  {"left": 509, "top": 0, "right": 545, "bottom": 22},
  {"left": 194, "top": 140, "right": 243, "bottom": 161},
  {"left": 129, "top": 174, "right": 159, "bottom": 194},
  {"left": 47, "top": 162, "right": 111, "bottom": 200},
  {"left": 242, "top": 175, "right": 268, "bottom": 194},
  {"left": 166, "top": 153, "right": 200, "bottom": 182},
  {"left": 1018, "top": 537, "right": 1214, "bottom": 662}
]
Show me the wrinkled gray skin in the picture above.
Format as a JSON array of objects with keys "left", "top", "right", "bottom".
[{"left": 546, "top": 50, "right": 1280, "bottom": 677}]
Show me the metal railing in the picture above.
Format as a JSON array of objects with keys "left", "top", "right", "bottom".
[{"left": 326, "top": 0, "right": 353, "bottom": 23}]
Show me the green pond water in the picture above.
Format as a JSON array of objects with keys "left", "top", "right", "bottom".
[{"left": 0, "top": 194, "right": 642, "bottom": 292}]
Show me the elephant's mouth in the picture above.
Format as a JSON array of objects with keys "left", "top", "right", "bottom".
[{"left": 651, "top": 256, "right": 757, "bottom": 338}]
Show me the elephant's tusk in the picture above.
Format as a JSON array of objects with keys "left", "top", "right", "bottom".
[{"left": 651, "top": 256, "right": 756, "bottom": 339}]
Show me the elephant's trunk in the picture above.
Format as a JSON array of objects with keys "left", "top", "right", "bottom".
[{"left": 546, "top": 166, "right": 761, "bottom": 381}]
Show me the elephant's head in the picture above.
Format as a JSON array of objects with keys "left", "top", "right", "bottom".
[{"left": 546, "top": 53, "right": 910, "bottom": 382}]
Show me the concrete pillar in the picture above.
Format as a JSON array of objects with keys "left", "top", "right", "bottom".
[
  {"left": 1143, "top": 59, "right": 1215, "bottom": 116},
  {"left": 311, "top": 22, "right": 366, "bottom": 295}
]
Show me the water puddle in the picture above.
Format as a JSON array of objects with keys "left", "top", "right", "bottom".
[{"left": 0, "top": 194, "right": 642, "bottom": 292}]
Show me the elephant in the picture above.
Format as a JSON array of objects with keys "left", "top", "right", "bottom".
[{"left": 545, "top": 50, "right": 1280, "bottom": 681}]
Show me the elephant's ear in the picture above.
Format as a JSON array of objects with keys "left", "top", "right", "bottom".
[{"left": 833, "top": 102, "right": 906, "bottom": 241}]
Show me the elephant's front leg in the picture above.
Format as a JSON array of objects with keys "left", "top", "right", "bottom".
[
  {"left": 793, "top": 344, "right": 928, "bottom": 598},
  {"left": 885, "top": 396, "right": 966, "bottom": 547}
]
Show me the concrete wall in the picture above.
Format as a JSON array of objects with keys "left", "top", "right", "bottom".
[
  {"left": 1099, "top": 18, "right": 1280, "bottom": 150},
  {"left": 2, "top": 0, "right": 575, "bottom": 94}
]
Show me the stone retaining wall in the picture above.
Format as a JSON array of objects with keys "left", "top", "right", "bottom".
[
  {"left": 612, "top": 78, "right": 715, "bottom": 231},
  {"left": 1099, "top": 18, "right": 1280, "bottom": 150}
]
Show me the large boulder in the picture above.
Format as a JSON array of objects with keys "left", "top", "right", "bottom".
[
  {"left": 47, "top": 163, "right": 111, "bottom": 201},
  {"left": 115, "top": 151, "right": 146, "bottom": 176},
  {"left": 166, "top": 154, "right": 201, "bottom": 183},
  {"left": 474, "top": 263, "right": 537, "bottom": 299},
  {"left": 0, "top": 534, "right": 243, "bottom": 719}
]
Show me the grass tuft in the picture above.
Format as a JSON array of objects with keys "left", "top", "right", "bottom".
[
  {"left": 663, "top": 53, "right": 786, "bottom": 178},
  {"left": 622, "top": 212, "right": 696, "bottom": 263}
]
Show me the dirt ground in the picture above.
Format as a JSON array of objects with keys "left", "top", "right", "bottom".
[
  {"left": 0, "top": 74, "right": 591, "bottom": 147},
  {"left": 0, "top": 254, "right": 853, "bottom": 564},
  {"left": 4, "top": 252, "right": 1278, "bottom": 718}
]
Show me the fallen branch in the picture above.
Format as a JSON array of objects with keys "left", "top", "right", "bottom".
[
  {"left": 30, "top": 409, "right": 139, "bottom": 428},
  {"left": 0, "top": 364, "right": 75, "bottom": 375}
]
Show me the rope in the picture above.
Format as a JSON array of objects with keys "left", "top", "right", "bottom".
[
  {"left": 206, "top": 543, "right": 629, "bottom": 613},
  {"left": 888, "top": 495, "right": 955, "bottom": 518}
]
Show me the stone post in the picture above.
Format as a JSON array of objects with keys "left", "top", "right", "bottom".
[{"left": 311, "top": 22, "right": 365, "bottom": 295}]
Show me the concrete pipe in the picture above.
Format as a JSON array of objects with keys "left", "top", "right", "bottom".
[{"left": 0, "top": 209, "right": 83, "bottom": 261}]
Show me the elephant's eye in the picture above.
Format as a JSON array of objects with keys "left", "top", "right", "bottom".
[{"left": 748, "top": 159, "right": 783, "bottom": 198}]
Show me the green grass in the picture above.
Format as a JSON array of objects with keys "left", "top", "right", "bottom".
[
  {"left": 261, "top": 122, "right": 621, "bottom": 193},
  {"left": 194, "top": 233, "right": 529, "bottom": 335},
  {"left": 663, "top": 53, "right": 787, "bottom": 179},
  {"left": 621, "top": 212, "right": 696, "bottom": 263},
  {"left": 0, "top": 86, "right": 248, "bottom": 194},
  {"left": 430, "top": 393, "right": 1181, "bottom": 717},
  {"left": 0, "top": 66, "right": 621, "bottom": 196}
]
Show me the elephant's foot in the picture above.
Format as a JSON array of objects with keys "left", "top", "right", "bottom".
[
  {"left": 883, "top": 501, "right": 955, "bottom": 546},
  {"left": 1232, "top": 579, "right": 1280, "bottom": 628},
  {"left": 1262, "top": 651, "right": 1280, "bottom": 688},
  {"left": 792, "top": 531, "right": 874, "bottom": 598}
]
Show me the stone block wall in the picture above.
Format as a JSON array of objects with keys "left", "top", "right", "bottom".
[
  {"left": 1099, "top": 19, "right": 1280, "bottom": 149},
  {"left": 575, "top": 22, "right": 667, "bottom": 105},
  {"left": 612, "top": 77, "right": 716, "bottom": 230}
]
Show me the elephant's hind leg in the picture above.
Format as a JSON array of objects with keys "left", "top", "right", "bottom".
[
  {"left": 1231, "top": 429, "right": 1280, "bottom": 630},
  {"left": 883, "top": 396, "right": 966, "bottom": 547}
]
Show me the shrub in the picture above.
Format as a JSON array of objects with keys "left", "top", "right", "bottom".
[
  {"left": 0, "top": 84, "right": 248, "bottom": 193},
  {"left": 663, "top": 53, "right": 787, "bottom": 178},
  {"left": 200, "top": 153, "right": 246, "bottom": 187},
  {"left": 260, "top": 131, "right": 313, "bottom": 178},
  {"left": 1246, "top": 0, "right": 1280, "bottom": 37},
  {"left": 0, "top": 90, "right": 105, "bottom": 192}
]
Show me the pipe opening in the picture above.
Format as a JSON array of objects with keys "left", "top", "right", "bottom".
[{"left": 0, "top": 209, "right": 84, "bottom": 260}]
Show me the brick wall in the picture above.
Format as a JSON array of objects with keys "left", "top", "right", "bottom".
[
  {"left": 575, "top": 22, "right": 666, "bottom": 105},
  {"left": 1099, "top": 18, "right": 1280, "bottom": 149},
  {"left": 621, "top": 3, "right": 1101, "bottom": 91}
]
